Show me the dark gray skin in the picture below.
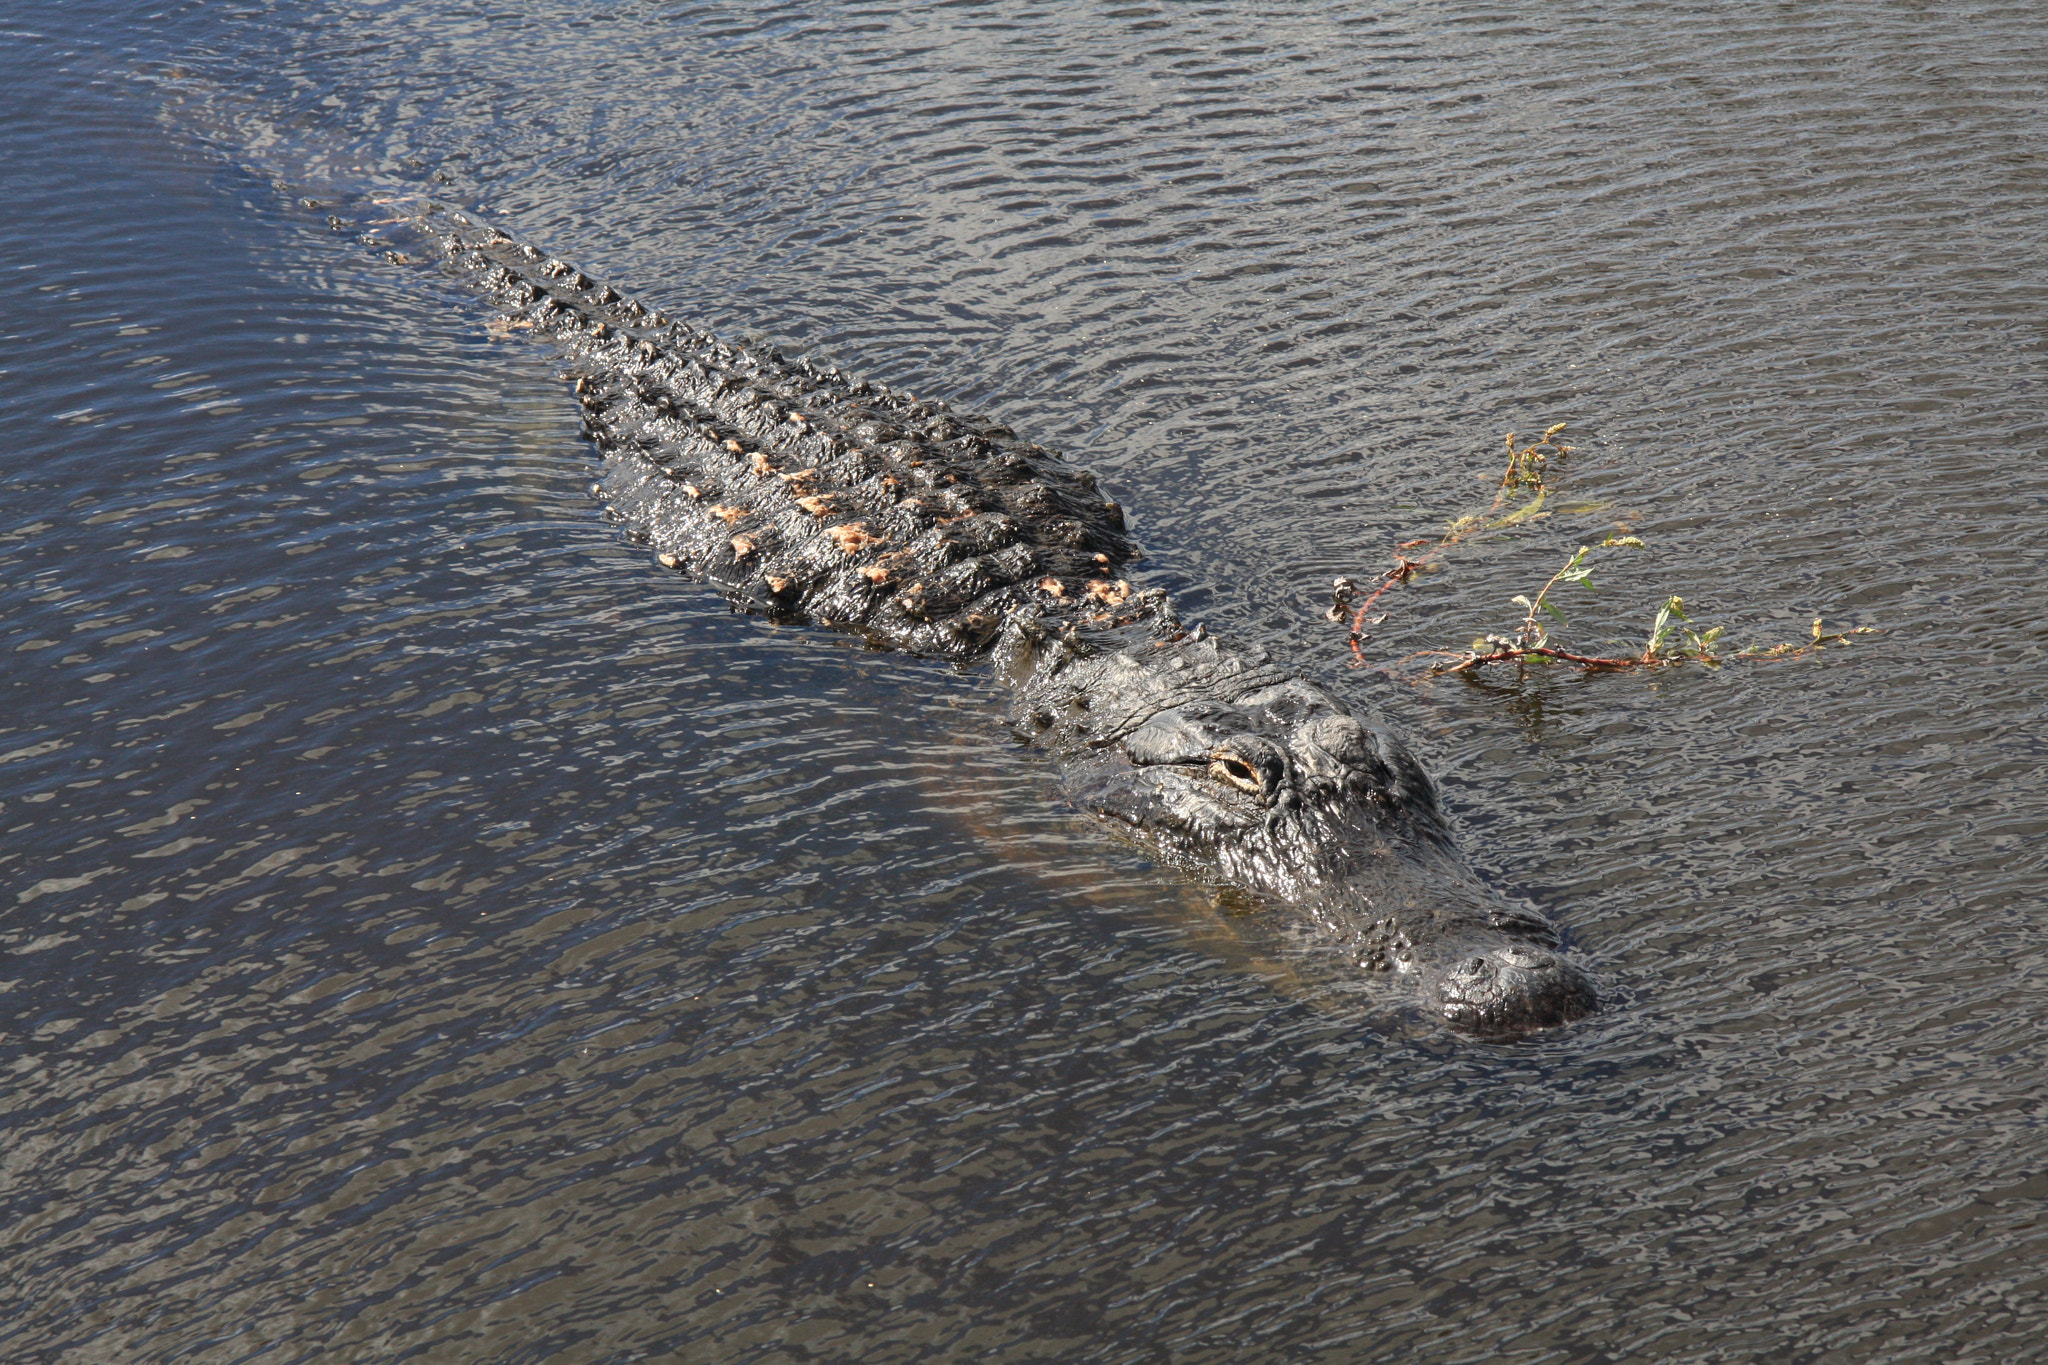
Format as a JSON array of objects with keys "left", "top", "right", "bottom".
[
  {"left": 379, "top": 204, "right": 1595, "bottom": 1036},
  {"left": 996, "top": 622, "right": 1596, "bottom": 1035}
]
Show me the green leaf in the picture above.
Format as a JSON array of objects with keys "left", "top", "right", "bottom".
[
  {"left": 1556, "top": 546, "right": 1597, "bottom": 589},
  {"left": 1643, "top": 595, "right": 1688, "bottom": 658},
  {"left": 1539, "top": 599, "right": 1569, "bottom": 624}
]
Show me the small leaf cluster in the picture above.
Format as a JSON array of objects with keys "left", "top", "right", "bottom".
[{"left": 1500, "top": 423, "right": 1569, "bottom": 491}]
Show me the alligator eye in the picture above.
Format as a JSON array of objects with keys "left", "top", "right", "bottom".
[{"left": 1209, "top": 755, "right": 1264, "bottom": 795}]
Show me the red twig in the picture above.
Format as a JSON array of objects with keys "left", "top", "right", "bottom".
[
  {"left": 1428, "top": 645, "right": 1646, "bottom": 675},
  {"left": 1421, "top": 630, "right": 1876, "bottom": 677},
  {"left": 1337, "top": 428, "right": 1572, "bottom": 664},
  {"left": 1345, "top": 555, "right": 1433, "bottom": 661}
]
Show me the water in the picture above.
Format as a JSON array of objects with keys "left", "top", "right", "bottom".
[{"left": 3, "top": 1, "right": 2044, "bottom": 1360}]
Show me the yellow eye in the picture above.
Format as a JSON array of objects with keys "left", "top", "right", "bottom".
[{"left": 1209, "top": 755, "right": 1263, "bottom": 795}]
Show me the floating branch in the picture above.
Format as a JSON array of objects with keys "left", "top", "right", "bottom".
[
  {"left": 1328, "top": 425, "right": 1574, "bottom": 661},
  {"left": 1415, "top": 539, "right": 1877, "bottom": 677}
]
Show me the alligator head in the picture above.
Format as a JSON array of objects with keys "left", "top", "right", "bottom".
[{"left": 1004, "top": 625, "right": 1597, "bottom": 1037}]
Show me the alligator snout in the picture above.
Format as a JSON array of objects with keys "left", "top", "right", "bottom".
[{"left": 1421, "top": 942, "right": 1598, "bottom": 1037}]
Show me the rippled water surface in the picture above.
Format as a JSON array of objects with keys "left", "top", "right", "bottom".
[{"left": 4, "top": 1, "right": 2045, "bottom": 1360}]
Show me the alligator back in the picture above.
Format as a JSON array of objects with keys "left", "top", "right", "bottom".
[{"left": 420, "top": 212, "right": 1143, "bottom": 659}]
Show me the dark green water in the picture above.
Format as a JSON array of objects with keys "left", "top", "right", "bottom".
[{"left": 2, "top": 2, "right": 2043, "bottom": 1360}]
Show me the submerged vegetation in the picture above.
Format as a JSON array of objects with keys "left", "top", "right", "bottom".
[{"left": 1331, "top": 425, "right": 1875, "bottom": 679}]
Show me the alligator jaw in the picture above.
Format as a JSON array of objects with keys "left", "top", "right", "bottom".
[{"left": 1018, "top": 625, "right": 1599, "bottom": 1037}]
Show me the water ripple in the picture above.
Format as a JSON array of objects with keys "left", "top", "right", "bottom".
[{"left": 1, "top": 0, "right": 2044, "bottom": 1360}]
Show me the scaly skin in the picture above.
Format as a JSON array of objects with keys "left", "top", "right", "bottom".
[
  {"left": 416, "top": 212, "right": 1148, "bottom": 659},
  {"left": 389, "top": 205, "right": 1596, "bottom": 1036},
  {"left": 996, "top": 624, "right": 1596, "bottom": 1035}
]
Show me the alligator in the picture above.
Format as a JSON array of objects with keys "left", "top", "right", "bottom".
[{"left": 374, "top": 205, "right": 1597, "bottom": 1036}]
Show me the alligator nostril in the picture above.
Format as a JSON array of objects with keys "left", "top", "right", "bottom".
[{"left": 1432, "top": 947, "right": 1598, "bottom": 1036}]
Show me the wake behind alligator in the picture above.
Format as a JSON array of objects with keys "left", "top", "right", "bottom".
[{"left": 375, "top": 204, "right": 1596, "bottom": 1036}]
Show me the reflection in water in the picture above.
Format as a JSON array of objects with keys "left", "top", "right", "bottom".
[{"left": 2, "top": 1, "right": 2045, "bottom": 1360}]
